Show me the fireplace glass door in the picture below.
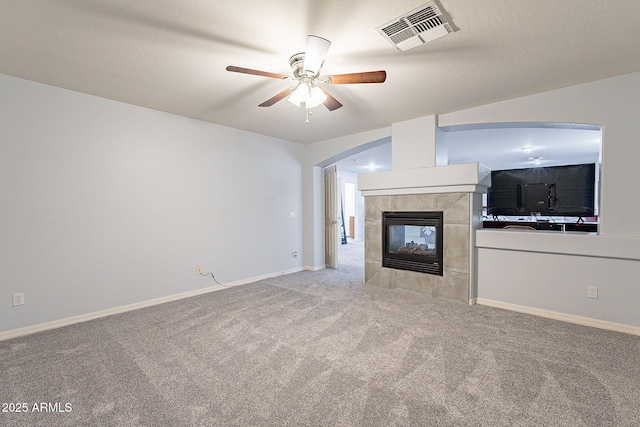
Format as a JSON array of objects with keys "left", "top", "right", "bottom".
[{"left": 382, "top": 211, "right": 443, "bottom": 275}]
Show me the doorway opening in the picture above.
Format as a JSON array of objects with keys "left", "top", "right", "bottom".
[{"left": 321, "top": 137, "right": 392, "bottom": 270}]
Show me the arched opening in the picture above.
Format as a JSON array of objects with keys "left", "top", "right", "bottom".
[{"left": 317, "top": 121, "right": 602, "bottom": 270}]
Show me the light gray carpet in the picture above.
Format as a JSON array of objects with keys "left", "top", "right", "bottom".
[{"left": 1, "top": 240, "right": 639, "bottom": 426}]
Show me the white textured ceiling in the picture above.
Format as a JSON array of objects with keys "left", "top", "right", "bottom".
[{"left": 1, "top": 1, "right": 640, "bottom": 144}]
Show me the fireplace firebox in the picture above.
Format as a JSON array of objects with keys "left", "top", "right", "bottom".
[{"left": 382, "top": 211, "right": 443, "bottom": 275}]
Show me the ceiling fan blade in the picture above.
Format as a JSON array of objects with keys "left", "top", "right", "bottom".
[
  {"left": 259, "top": 87, "right": 294, "bottom": 107},
  {"left": 303, "top": 35, "right": 331, "bottom": 76},
  {"left": 226, "top": 66, "right": 289, "bottom": 80},
  {"left": 322, "top": 89, "right": 343, "bottom": 111},
  {"left": 325, "top": 70, "right": 387, "bottom": 84}
]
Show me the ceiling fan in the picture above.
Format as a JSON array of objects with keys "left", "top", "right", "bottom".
[{"left": 226, "top": 35, "right": 386, "bottom": 122}]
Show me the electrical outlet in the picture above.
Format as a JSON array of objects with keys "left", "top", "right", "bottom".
[
  {"left": 13, "top": 292, "right": 24, "bottom": 306},
  {"left": 292, "top": 251, "right": 298, "bottom": 258},
  {"left": 196, "top": 265, "right": 202, "bottom": 275},
  {"left": 587, "top": 286, "right": 598, "bottom": 299}
]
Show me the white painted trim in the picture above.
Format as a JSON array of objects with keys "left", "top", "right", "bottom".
[
  {"left": 477, "top": 298, "right": 640, "bottom": 336},
  {"left": 476, "top": 229, "right": 640, "bottom": 261},
  {"left": 358, "top": 162, "right": 491, "bottom": 193},
  {"left": 304, "top": 265, "right": 326, "bottom": 271},
  {"left": 360, "top": 185, "right": 488, "bottom": 197},
  {"left": 0, "top": 268, "right": 306, "bottom": 341},
  {"left": 278, "top": 267, "right": 306, "bottom": 276}
]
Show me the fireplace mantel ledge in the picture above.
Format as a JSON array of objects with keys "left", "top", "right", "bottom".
[{"left": 358, "top": 162, "right": 491, "bottom": 196}]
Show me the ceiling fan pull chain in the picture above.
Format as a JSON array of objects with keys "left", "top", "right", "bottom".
[{"left": 306, "top": 108, "right": 310, "bottom": 124}]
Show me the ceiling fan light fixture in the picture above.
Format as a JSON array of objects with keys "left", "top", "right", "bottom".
[
  {"left": 288, "top": 82, "right": 326, "bottom": 109},
  {"left": 226, "top": 35, "right": 384, "bottom": 119},
  {"left": 287, "top": 96, "right": 301, "bottom": 108},
  {"left": 288, "top": 82, "right": 310, "bottom": 106},
  {"left": 307, "top": 86, "right": 327, "bottom": 108},
  {"left": 303, "top": 35, "right": 331, "bottom": 76}
]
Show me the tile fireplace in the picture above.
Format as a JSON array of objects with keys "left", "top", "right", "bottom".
[
  {"left": 358, "top": 162, "right": 490, "bottom": 304},
  {"left": 364, "top": 193, "right": 477, "bottom": 303}
]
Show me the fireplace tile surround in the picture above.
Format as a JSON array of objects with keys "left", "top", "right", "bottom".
[{"left": 365, "top": 192, "right": 474, "bottom": 303}]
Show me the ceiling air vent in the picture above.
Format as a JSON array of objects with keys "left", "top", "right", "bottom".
[{"left": 377, "top": 1, "right": 454, "bottom": 52}]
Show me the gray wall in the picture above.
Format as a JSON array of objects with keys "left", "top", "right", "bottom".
[
  {"left": 440, "top": 72, "right": 640, "bottom": 329},
  {"left": 1, "top": 74, "right": 304, "bottom": 333}
]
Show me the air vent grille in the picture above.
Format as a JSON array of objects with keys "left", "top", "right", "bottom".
[
  {"left": 406, "top": 5, "right": 438, "bottom": 24},
  {"left": 377, "top": 2, "right": 454, "bottom": 52}
]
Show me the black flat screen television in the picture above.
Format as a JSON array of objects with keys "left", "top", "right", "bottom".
[{"left": 487, "top": 163, "right": 596, "bottom": 217}]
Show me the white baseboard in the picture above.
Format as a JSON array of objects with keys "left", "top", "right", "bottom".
[
  {"left": 304, "top": 265, "right": 326, "bottom": 271},
  {"left": 0, "top": 267, "right": 306, "bottom": 341},
  {"left": 476, "top": 298, "right": 640, "bottom": 336}
]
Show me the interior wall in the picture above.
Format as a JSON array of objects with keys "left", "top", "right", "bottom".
[
  {"left": 439, "top": 71, "right": 640, "bottom": 238},
  {"left": 391, "top": 115, "right": 437, "bottom": 170},
  {"left": 438, "top": 71, "right": 640, "bottom": 330},
  {"left": 337, "top": 170, "right": 364, "bottom": 241},
  {"left": 476, "top": 232, "right": 640, "bottom": 329},
  {"left": 0, "top": 74, "right": 304, "bottom": 333}
]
